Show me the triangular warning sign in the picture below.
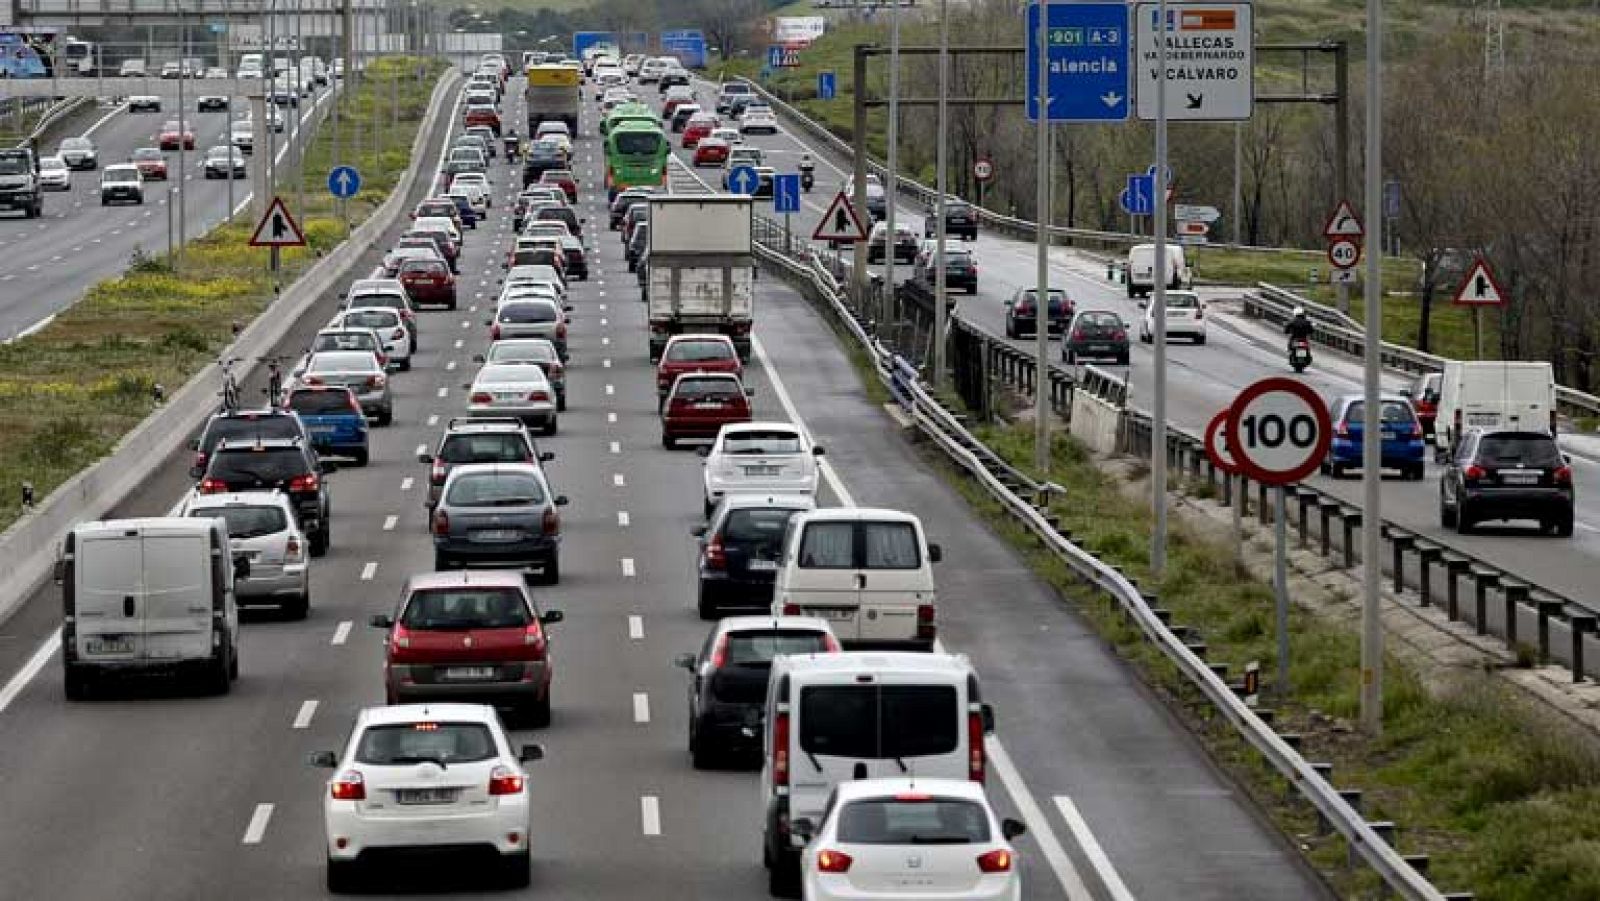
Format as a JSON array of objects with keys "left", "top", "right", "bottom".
[
  {"left": 812, "top": 189, "right": 869, "bottom": 243},
  {"left": 1452, "top": 257, "right": 1506, "bottom": 307},
  {"left": 1322, "top": 200, "right": 1364, "bottom": 238},
  {"left": 249, "top": 196, "right": 307, "bottom": 248}
]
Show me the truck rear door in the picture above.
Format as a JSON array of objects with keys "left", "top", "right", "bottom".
[
  {"left": 139, "top": 531, "right": 215, "bottom": 660},
  {"left": 74, "top": 532, "right": 146, "bottom": 663}
]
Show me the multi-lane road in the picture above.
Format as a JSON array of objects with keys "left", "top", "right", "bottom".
[{"left": 0, "top": 74, "right": 1329, "bottom": 899}]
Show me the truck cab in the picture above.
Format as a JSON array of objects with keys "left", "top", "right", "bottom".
[{"left": 0, "top": 148, "right": 42, "bottom": 219}]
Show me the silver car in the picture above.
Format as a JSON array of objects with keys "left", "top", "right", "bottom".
[
  {"left": 299, "top": 350, "right": 393, "bottom": 425},
  {"left": 465, "top": 362, "right": 558, "bottom": 434},
  {"left": 327, "top": 308, "right": 413, "bottom": 370},
  {"left": 37, "top": 156, "right": 70, "bottom": 190},
  {"left": 488, "top": 298, "right": 569, "bottom": 360},
  {"left": 432, "top": 463, "right": 568, "bottom": 582},
  {"left": 479, "top": 338, "right": 566, "bottom": 410},
  {"left": 179, "top": 491, "right": 310, "bottom": 618},
  {"left": 57, "top": 136, "right": 98, "bottom": 170}
]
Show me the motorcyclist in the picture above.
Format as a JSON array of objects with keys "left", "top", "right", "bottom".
[
  {"left": 503, "top": 128, "right": 521, "bottom": 162},
  {"left": 1285, "top": 306, "right": 1314, "bottom": 354},
  {"left": 799, "top": 153, "right": 815, "bottom": 190}
]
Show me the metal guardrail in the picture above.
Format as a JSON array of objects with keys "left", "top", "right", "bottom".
[
  {"left": 5, "top": 95, "right": 88, "bottom": 149},
  {"left": 744, "top": 200, "right": 1454, "bottom": 901}
]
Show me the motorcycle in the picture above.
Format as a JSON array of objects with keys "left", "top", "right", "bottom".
[
  {"left": 503, "top": 135, "right": 520, "bottom": 163},
  {"left": 800, "top": 167, "right": 814, "bottom": 193},
  {"left": 1289, "top": 339, "right": 1313, "bottom": 373}
]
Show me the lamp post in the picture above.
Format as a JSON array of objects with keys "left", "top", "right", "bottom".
[
  {"left": 1359, "top": 0, "right": 1385, "bottom": 734},
  {"left": 932, "top": 0, "right": 950, "bottom": 391}
]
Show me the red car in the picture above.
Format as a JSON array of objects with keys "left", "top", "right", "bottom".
[
  {"left": 693, "top": 137, "right": 730, "bottom": 167},
  {"left": 381, "top": 245, "right": 441, "bottom": 278},
  {"left": 660, "top": 372, "right": 753, "bottom": 448},
  {"left": 464, "top": 103, "right": 501, "bottom": 134},
  {"left": 662, "top": 97, "right": 687, "bottom": 119},
  {"left": 130, "top": 147, "right": 168, "bottom": 180},
  {"left": 539, "top": 169, "right": 578, "bottom": 203},
  {"left": 656, "top": 334, "right": 743, "bottom": 401},
  {"left": 398, "top": 257, "right": 457, "bottom": 310},
  {"left": 681, "top": 115, "right": 718, "bottom": 149},
  {"left": 158, "top": 120, "right": 195, "bottom": 151}
]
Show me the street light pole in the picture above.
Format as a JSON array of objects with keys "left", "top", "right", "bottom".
[
  {"left": 1151, "top": 0, "right": 1170, "bottom": 575},
  {"left": 932, "top": 0, "right": 949, "bottom": 392},
  {"left": 177, "top": 7, "right": 189, "bottom": 272},
  {"left": 1359, "top": 0, "right": 1385, "bottom": 734},
  {"left": 1033, "top": 0, "right": 1049, "bottom": 471},
  {"left": 883, "top": 0, "right": 902, "bottom": 332}
]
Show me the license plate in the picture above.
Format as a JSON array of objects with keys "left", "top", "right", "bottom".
[
  {"left": 694, "top": 402, "right": 724, "bottom": 409},
  {"left": 395, "top": 787, "right": 460, "bottom": 805},
  {"left": 494, "top": 392, "right": 521, "bottom": 401},
  {"left": 1468, "top": 413, "right": 1499, "bottom": 426},
  {"left": 443, "top": 666, "right": 498, "bottom": 681},
  {"left": 471, "top": 529, "right": 522, "bottom": 542},
  {"left": 1501, "top": 471, "right": 1540, "bottom": 485},
  {"left": 311, "top": 426, "right": 336, "bottom": 435},
  {"left": 87, "top": 637, "right": 132, "bottom": 655},
  {"left": 748, "top": 559, "right": 778, "bottom": 572},
  {"left": 743, "top": 465, "right": 780, "bottom": 476},
  {"left": 807, "top": 607, "right": 856, "bottom": 621}
]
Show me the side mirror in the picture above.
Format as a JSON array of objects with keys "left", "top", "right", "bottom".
[
  {"left": 539, "top": 451, "right": 555, "bottom": 462},
  {"left": 554, "top": 495, "right": 569, "bottom": 506},
  {"left": 564, "top": 304, "right": 574, "bottom": 313},
  {"left": 473, "top": 354, "right": 485, "bottom": 363},
  {"left": 53, "top": 557, "right": 68, "bottom": 584},
  {"left": 744, "top": 387, "right": 755, "bottom": 397},
  {"left": 320, "top": 459, "right": 339, "bottom": 473},
  {"left": 307, "top": 750, "right": 338, "bottom": 768},
  {"left": 337, "top": 291, "right": 348, "bottom": 299},
  {"left": 369, "top": 614, "right": 393, "bottom": 629},
  {"left": 580, "top": 217, "right": 588, "bottom": 225},
  {"left": 188, "top": 437, "right": 200, "bottom": 450},
  {"left": 539, "top": 609, "right": 564, "bottom": 625},
  {"left": 928, "top": 543, "right": 943, "bottom": 563},
  {"left": 518, "top": 743, "right": 545, "bottom": 762},
  {"left": 1001, "top": 818, "right": 1027, "bottom": 841},
  {"left": 1398, "top": 387, "right": 1413, "bottom": 397},
  {"left": 691, "top": 524, "right": 707, "bottom": 537},
  {"left": 461, "top": 382, "right": 472, "bottom": 390},
  {"left": 1137, "top": 299, "right": 1148, "bottom": 309},
  {"left": 483, "top": 320, "right": 492, "bottom": 327},
  {"left": 674, "top": 652, "right": 696, "bottom": 670},
  {"left": 697, "top": 446, "right": 711, "bottom": 458},
  {"left": 417, "top": 451, "right": 435, "bottom": 467},
  {"left": 188, "top": 465, "right": 204, "bottom": 480},
  {"left": 791, "top": 818, "right": 816, "bottom": 843},
  {"left": 812, "top": 446, "right": 826, "bottom": 456},
  {"left": 981, "top": 703, "right": 996, "bottom": 734}
]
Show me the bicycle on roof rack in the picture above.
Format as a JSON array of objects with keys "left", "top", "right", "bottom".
[
  {"left": 218, "top": 356, "right": 244, "bottom": 411},
  {"left": 259, "top": 355, "right": 290, "bottom": 408}
]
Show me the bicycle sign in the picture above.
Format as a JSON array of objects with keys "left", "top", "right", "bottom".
[{"left": 1221, "top": 377, "right": 1332, "bottom": 485}]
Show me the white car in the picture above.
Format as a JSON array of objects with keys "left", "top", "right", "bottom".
[
  {"left": 177, "top": 490, "right": 310, "bottom": 617},
  {"left": 120, "top": 58, "right": 148, "bottom": 77},
  {"left": 413, "top": 214, "right": 462, "bottom": 246},
  {"left": 327, "top": 308, "right": 413, "bottom": 370},
  {"left": 37, "top": 156, "right": 70, "bottom": 190},
  {"left": 703, "top": 421, "right": 824, "bottom": 514},
  {"left": 1137, "top": 289, "right": 1207, "bottom": 344},
  {"left": 741, "top": 107, "right": 779, "bottom": 134},
  {"left": 466, "top": 362, "right": 559, "bottom": 434},
  {"left": 449, "top": 174, "right": 491, "bottom": 211},
  {"left": 313, "top": 703, "right": 544, "bottom": 892},
  {"left": 797, "top": 778, "right": 1025, "bottom": 901},
  {"left": 709, "top": 126, "right": 743, "bottom": 146}
]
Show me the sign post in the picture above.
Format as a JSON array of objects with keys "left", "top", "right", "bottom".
[
  {"left": 972, "top": 157, "right": 993, "bottom": 209},
  {"left": 1452, "top": 255, "right": 1506, "bottom": 359},
  {"left": 1323, "top": 199, "right": 1365, "bottom": 301},
  {"left": 249, "top": 195, "right": 307, "bottom": 274},
  {"left": 773, "top": 172, "right": 801, "bottom": 252}
]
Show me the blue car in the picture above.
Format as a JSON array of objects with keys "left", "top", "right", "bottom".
[
  {"left": 286, "top": 386, "right": 369, "bottom": 466},
  {"left": 1322, "top": 394, "right": 1426, "bottom": 480},
  {"left": 446, "top": 193, "right": 478, "bottom": 228}
]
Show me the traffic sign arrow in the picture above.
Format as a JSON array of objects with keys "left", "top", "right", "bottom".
[
  {"left": 812, "top": 189, "right": 869, "bottom": 243},
  {"left": 728, "top": 165, "right": 759, "bottom": 195},
  {"left": 248, "top": 196, "right": 306, "bottom": 247},
  {"left": 1452, "top": 257, "right": 1507, "bottom": 307},
  {"left": 1323, "top": 199, "right": 1364, "bottom": 238},
  {"left": 1101, "top": 91, "right": 1123, "bottom": 108}
]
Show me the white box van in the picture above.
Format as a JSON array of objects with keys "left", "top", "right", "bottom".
[
  {"left": 760, "top": 651, "right": 993, "bottom": 895},
  {"left": 1125, "top": 243, "right": 1190, "bottom": 298},
  {"left": 1433, "top": 361, "right": 1557, "bottom": 457},
  {"left": 57, "top": 517, "right": 243, "bottom": 699},
  {"left": 773, "top": 507, "right": 942, "bottom": 650}
]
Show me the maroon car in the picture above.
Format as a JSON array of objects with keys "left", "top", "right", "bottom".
[
  {"left": 539, "top": 169, "right": 578, "bottom": 204},
  {"left": 660, "top": 372, "right": 753, "bottom": 448},
  {"left": 404, "top": 226, "right": 459, "bottom": 272},
  {"left": 656, "top": 334, "right": 743, "bottom": 401},
  {"left": 398, "top": 257, "right": 457, "bottom": 310}
]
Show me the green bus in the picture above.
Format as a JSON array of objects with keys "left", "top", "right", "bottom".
[
  {"left": 604, "top": 120, "right": 669, "bottom": 199},
  {"left": 600, "top": 101, "right": 658, "bottom": 138}
]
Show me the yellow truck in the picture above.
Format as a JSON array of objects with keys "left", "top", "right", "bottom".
[{"left": 525, "top": 64, "right": 580, "bottom": 134}]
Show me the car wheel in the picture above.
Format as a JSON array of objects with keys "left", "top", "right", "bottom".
[
  {"left": 662, "top": 433, "right": 676, "bottom": 449},
  {"left": 63, "top": 664, "right": 92, "bottom": 701},
  {"left": 689, "top": 722, "right": 717, "bottom": 770},
  {"left": 434, "top": 551, "right": 452, "bottom": 570},
  {"left": 524, "top": 690, "right": 552, "bottom": 729},
  {"left": 1557, "top": 514, "right": 1575, "bottom": 537},
  {"left": 352, "top": 448, "right": 369, "bottom": 467},
  {"left": 768, "top": 849, "right": 801, "bottom": 898},
  {"left": 1456, "top": 502, "right": 1473, "bottom": 534},
  {"left": 229, "top": 644, "right": 240, "bottom": 681},
  {"left": 283, "top": 587, "right": 310, "bottom": 621},
  {"left": 542, "top": 553, "right": 561, "bottom": 585},
  {"left": 557, "top": 394, "right": 567, "bottom": 412},
  {"left": 309, "top": 526, "right": 329, "bottom": 557},
  {"left": 1117, "top": 353, "right": 1130, "bottom": 365},
  {"left": 543, "top": 417, "right": 558, "bottom": 436},
  {"left": 1065, "top": 349, "right": 1076, "bottom": 365},
  {"left": 399, "top": 356, "right": 412, "bottom": 372},
  {"left": 1329, "top": 461, "right": 1344, "bottom": 479},
  {"left": 1195, "top": 334, "right": 1207, "bottom": 345},
  {"left": 696, "top": 586, "right": 720, "bottom": 621},
  {"left": 203, "top": 647, "right": 232, "bottom": 695},
  {"left": 326, "top": 857, "right": 361, "bottom": 894},
  {"left": 376, "top": 407, "right": 393, "bottom": 427}
]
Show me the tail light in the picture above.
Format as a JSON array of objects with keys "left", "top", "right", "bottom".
[
  {"left": 305, "top": 376, "right": 324, "bottom": 386},
  {"left": 976, "top": 849, "right": 1013, "bottom": 873},
  {"left": 708, "top": 634, "right": 729, "bottom": 668},
  {"left": 430, "top": 459, "right": 448, "bottom": 484},
  {"left": 392, "top": 327, "right": 406, "bottom": 341},
  {"left": 490, "top": 323, "right": 502, "bottom": 340},
  {"left": 1195, "top": 306, "right": 1205, "bottom": 320},
  {"left": 289, "top": 473, "right": 319, "bottom": 493},
  {"left": 822, "top": 634, "right": 841, "bottom": 652},
  {"left": 1463, "top": 464, "right": 1486, "bottom": 481},
  {"left": 488, "top": 765, "right": 525, "bottom": 796},
  {"left": 199, "top": 477, "right": 227, "bottom": 494},
  {"left": 193, "top": 452, "right": 208, "bottom": 470},
  {"left": 330, "top": 771, "right": 365, "bottom": 800},
  {"left": 524, "top": 621, "right": 545, "bottom": 650},
  {"left": 555, "top": 322, "right": 567, "bottom": 339},
  {"left": 1071, "top": 330, "right": 1084, "bottom": 342},
  {"left": 365, "top": 375, "right": 385, "bottom": 390},
  {"left": 392, "top": 623, "right": 410, "bottom": 649},
  {"left": 1336, "top": 421, "right": 1349, "bottom": 438},
  {"left": 1555, "top": 465, "right": 1573, "bottom": 485},
  {"left": 285, "top": 534, "right": 303, "bottom": 562},
  {"left": 1111, "top": 330, "right": 1126, "bottom": 342},
  {"left": 782, "top": 602, "right": 800, "bottom": 615},
  {"left": 917, "top": 604, "right": 937, "bottom": 642},
  {"left": 816, "top": 850, "right": 853, "bottom": 873},
  {"left": 704, "top": 535, "right": 727, "bottom": 571},
  {"left": 471, "top": 391, "right": 493, "bottom": 404},
  {"left": 772, "top": 710, "right": 790, "bottom": 786},
  {"left": 968, "top": 711, "right": 986, "bottom": 782},
  {"left": 549, "top": 362, "right": 564, "bottom": 378},
  {"left": 529, "top": 390, "right": 550, "bottom": 402},
  {"left": 542, "top": 505, "right": 560, "bottom": 536},
  {"left": 433, "top": 510, "right": 449, "bottom": 536}
]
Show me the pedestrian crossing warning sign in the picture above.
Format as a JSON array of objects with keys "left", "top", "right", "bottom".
[{"left": 812, "top": 189, "right": 869, "bottom": 243}]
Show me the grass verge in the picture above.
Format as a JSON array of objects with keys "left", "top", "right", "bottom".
[
  {"left": 928, "top": 420, "right": 1600, "bottom": 899},
  {"left": 0, "top": 57, "right": 445, "bottom": 528}
]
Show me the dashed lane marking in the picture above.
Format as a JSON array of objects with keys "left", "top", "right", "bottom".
[{"left": 292, "top": 700, "right": 319, "bottom": 729}]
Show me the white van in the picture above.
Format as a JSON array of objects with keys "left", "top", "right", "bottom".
[
  {"left": 57, "top": 517, "right": 243, "bottom": 699},
  {"left": 773, "top": 508, "right": 941, "bottom": 650},
  {"left": 1125, "top": 243, "right": 1191, "bottom": 298},
  {"left": 760, "top": 651, "right": 993, "bottom": 895},
  {"left": 1433, "top": 361, "right": 1557, "bottom": 457}
]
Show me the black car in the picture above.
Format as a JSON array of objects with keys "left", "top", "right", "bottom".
[
  {"left": 925, "top": 200, "right": 978, "bottom": 241},
  {"left": 1440, "top": 429, "right": 1573, "bottom": 535},
  {"left": 609, "top": 188, "right": 653, "bottom": 230},
  {"left": 522, "top": 144, "right": 567, "bottom": 186},
  {"left": 418, "top": 417, "right": 552, "bottom": 511},
  {"left": 561, "top": 237, "right": 589, "bottom": 280},
  {"left": 1004, "top": 287, "right": 1072, "bottom": 339},
  {"left": 934, "top": 248, "right": 978, "bottom": 294},
  {"left": 189, "top": 408, "right": 311, "bottom": 475},
  {"left": 626, "top": 222, "right": 650, "bottom": 271},
  {"left": 669, "top": 105, "right": 701, "bottom": 133},
  {"left": 693, "top": 496, "right": 814, "bottom": 617},
  {"left": 199, "top": 437, "right": 335, "bottom": 555},
  {"left": 530, "top": 203, "right": 581, "bottom": 238},
  {"left": 1062, "top": 309, "right": 1130, "bottom": 365},
  {"left": 197, "top": 95, "right": 230, "bottom": 112},
  {"left": 866, "top": 222, "right": 917, "bottom": 265}
]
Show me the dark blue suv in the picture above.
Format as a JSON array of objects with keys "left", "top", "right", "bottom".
[{"left": 286, "top": 386, "right": 370, "bottom": 466}]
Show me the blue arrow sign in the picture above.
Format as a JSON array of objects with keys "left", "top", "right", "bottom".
[
  {"left": 1024, "top": 2, "right": 1131, "bottom": 123},
  {"left": 818, "top": 71, "right": 836, "bottom": 101},
  {"left": 728, "top": 165, "right": 760, "bottom": 196},
  {"left": 327, "top": 165, "right": 360, "bottom": 199},
  {"left": 773, "top": 173, "right": 801, "bottom": 214},
  {"left": 1119, "top": 173, "right": 1153, "bottom": 216}
]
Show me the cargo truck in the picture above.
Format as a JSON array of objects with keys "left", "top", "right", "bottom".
[
  {"left": 0, "top": 147, "right": 43, "bottom": 219},
  {"left": 525, "top": 63, "right": 580, "bottom": 136},
  {"left": 646, "top": 196, "right": 754, "bottom": 363}
]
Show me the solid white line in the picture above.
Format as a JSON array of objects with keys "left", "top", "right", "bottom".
[
  {"left": 609, "top": 441, "right": 621, "bottom": 454},
  {"left": 632, "top": 691, "right": 650, "bottom": 724},
  {"left": 382, "top": 515, "right": 398, "bottom": 531},
  {"left": 617, "top": 510, "right": 630, "bottom": 527},
  {"left": 82, "top": 102, "right": 127, "bottom": 137},
  {"left": 241, "top": 803, "right": 275, "bottom": 845},
  {"left": 605, "top": 384, "right": 615, "bottom": 396},
  {"left": 1055, "top": 795, "right": 1137, "bottom": 901},
  {"left": 752, "top": 335, "right": 854, "bottom": 507},
  {"left": 292, "top": 699, "right": 319, "bottom": 730},
  {"left": 331, "top": 621, "right": 353, "bottom": 646},
  {"left": 640, "top": 796, "right": 661, "bottom": 836},
  {"left": 987, "top": 741, "right": 1094, "bottom": 899},
  {"left": 620, "top": 557, "right": 636, "bottom": 577},
  {"left": 613, "top": 473, "right": 626, "bottom": 487},
  {"left": 0, "top": 629, "right": 58, "bottom": 718},
  {"left": 607, "top": 411, "right": 617, "bottom": 423},
  {"left": 360, "top": 561, "right": 377, "bottom": 581},
  {"left": 400, "top": 477, "right": 415, "bottom": 492},
  {"left": 627, "top": 615, "right": 644, "bottom": 640}
]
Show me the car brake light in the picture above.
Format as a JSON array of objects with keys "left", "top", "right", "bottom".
[
  {"left": 1463, "top": 464, "right": 1486, "bottom": 481},
  {"left": 433, "top": 509, "right": 449, "bottom": 536},
  {"left": 1071, "top": 330, "right": 1084, "bottom": 342},
  {"left": 968, "top": 711, "right": 986, "bottom": 782},
  {"left": 782, "top": 602, "right": 800, "bottom": 615},
  {"left": 289, "top": 473, "right": 319, "bottom": 493},
  {"left": 488, "top": 765, "right": 525, "bottom": 796},
  {"left": 1195, "top": 306, "right": 1205, "bottom": 320},
  {"left": 199, "top": 477, "right": 227, "bottom": 494},
  {"left": 392, "top": 327, "right": 406, "bottom": 340},
  {"left": 366, "top": 375, "right": 385, "bottom": 390},
  {"left": 285, "top": 534, "right": 302, "bottom": 561},
  {"left": 550, "top": 362, "right": 564, "bottom": 378},
  {"left": 772, "top": 711, "right": 790, "bottom": 786},
  {"left": 305, "top": 376, "right": 324, "bottom": 386},
  {"left": 490, "top": 323, "right": 501, "bottom": 340},
  {"left": 430, "top": 459, "right": 447, "bottom": 483},
  {"left": 529, "top": 390, "right": 551, "bottom": 402},
  {"left": 816, "top": 850, "right": 852, "bottom": 873},
  {"left": 471, "top": 391, "right": 493, "bottom": 404},
  {"left": 555, "top": 322, "right": 567, "bottom": 339},
  {"left": 1111, "top": 330, "right": 1126, "bottom": 342},
  {"left": 917, "top": 604, "right": 936, "bottom": 641},
  {"left": 1336, "top": 422, "right": 1349, "bottom": 438},
  {"left": 708, "top": 634, "right": 730, "bottom": 669},
  {"left": 1555, "top": 465, "right": 1573, "bottom": 485},
  {"left": 976, "top": 849, "right": 1013, "bottom": 873},
  {"left": 523, "top": 620, "right": 545, "bottom": 649},
  {"left": 542, "top": 505, "right": 560, "bottom": 536},
  {"left": 704, "top": 535, "right": 727, "bottom": 572},
  {"left": 330, "top": 771, "right": 365, "bottom": 800}
]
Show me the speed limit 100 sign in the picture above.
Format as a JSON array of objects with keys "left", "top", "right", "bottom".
[
  {"left": 1224, "top": 377, "right": 1332, "bottom": 485},
  {"left": 1327, "top": 238, "right": 1361, "bottom": 270}
]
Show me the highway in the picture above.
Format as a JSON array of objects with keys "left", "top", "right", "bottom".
[
  {"left": 669, "top": 79, "right": 1600, "bottom": 604},
  {"left": 0, "top": 81, "right": 333, "bottom": 341},
  {"left": 0, "top": 74, "right": 1327, "bottom": 899}
]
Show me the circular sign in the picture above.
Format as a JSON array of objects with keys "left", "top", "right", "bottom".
[
  {"left": 973, "top": 158, "right": 994, "bottom": 183},
  {"left": 1205, "top": 409, "right": 1240, "bottom": 475},
  {"left": 1327, "top": 237, "right": 1361, "bottom": 270},
  {"left": 1224, "top": 377, "right": 1333, "bottom": 485}
]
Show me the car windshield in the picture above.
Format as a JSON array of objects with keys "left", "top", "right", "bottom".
[
  {"left": 308, "top": 351, "right": 377, "bottom": 373},
  {"left": 478, "top": 366, "right": 545, "bottom": 385},
  {"left": 1343, "top": 401, "right": 1416, "bottom": 425},
  {"left": 440, "top": 433, "right": 528, "bottom": 464},
  {"left": 723, "top": 629, "right": 830, "bottom": 667},
  {"left": 208, "top": 448, "right": 307, "bottom": 483},
  {"left": 799, "top": 685, "right": 959, "bottom": 758},
  {"left": 1478, "top": 434, "right": 1563, "bottom": 467},
  {"left": 0, "top": 156, "right": 31, "bottom": 175},
  {"left": 133, "top": 149, "right": 162, "bottom": 161},
  {"left": 342, "top": 310, "right": 399, "bottom": 329},
  {"left": 190, "top": 504, "right": 287, "bottom": 539},
  {"left": 288, "top": 388, "right": 356, "bottom": 414},
  {"left": 1077, "top": 312, "right": 1122, "bottom": 328},
  {"left": 355, "top": 722, "right": 498, "bottom": 765},
  {"left": 200, "top": 414, "right": 301, "bottom": 455},
  {"left": 723, "top": 430, "right": 801, "bottom": 455},
  {"left": 614, "top": 131, "right": 664, "bottom": 155},
  {"left": 673, "top": 377, "right": 740, "bottom": 400},
  {"left": 351, "top": 293, "right": 405, "bottom": 310},
  {"left": 836, "top": 798, "right": 991, "bottom": 845},
  {"left": 60, "top": 138, "right": 90, "bottom": 151},
  {"left": 1164, "top": 292, "right": 1201, "bottom": 308},
  {"left": 499, "top": 303, "right": 556, "bottom": 324},
  {"left": 488, "top": 342, "right": 555, "bottom": 363},
  {"left": 104, "top": 169, "right": 138, "bottom": 183},
  {"left": 667, "top": 340, "right": 735, "bottom": 363},
  {"left": 722, "top": 508, "right": 804, "bottom": 556},
  {"left": 445, "top": 471, "right": 546, "bottom": 506},
  {"left": 402, "top": 260, "right": 447, "bottom": 277}
]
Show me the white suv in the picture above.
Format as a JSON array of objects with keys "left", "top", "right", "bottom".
[{"left": 177, "top": 490, "right": 310, "bottom": 618}]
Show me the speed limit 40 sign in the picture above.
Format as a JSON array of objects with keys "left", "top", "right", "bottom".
[
  {"left": 1222, "top": 378, "right": 1332, "bottom": 485},
  {"left": 1327, "top": 237, "right": 1361, "bottom": 270}
]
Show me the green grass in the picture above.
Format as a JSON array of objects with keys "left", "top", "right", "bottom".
[
  {"left": 0, "top": 58, "right": 445, "bottom": 523},
  {"left": 925, "top": 420, "right": 1600, "bottom": 899}
]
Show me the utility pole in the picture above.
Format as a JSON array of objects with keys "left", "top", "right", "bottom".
[
  {"left": 932, "top": 0, "right": 949, "bottom": 391},
  {"left": 1151, "top": 0, "right": 1171, "bottom": 575},
  {"left": 177, "top": 7, "right": 189, "bottom": 272},
  {"left": 1359, "top": 0, "right": 1385, "bottom": 734},
  {"left": 883, "top": 0, "right": 902, "bottom": 332},
  {"left": 1032, "top": 0, "right": 1049, "bottom": 471},
  {"left": 852, "top": 45, "right": 870, "bottom": 316}
]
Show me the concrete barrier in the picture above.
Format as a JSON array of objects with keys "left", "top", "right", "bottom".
[
  {"left": 1070, "top": 390, "right": 1120, "bottom": 455},
  {"left": 0, "top": 67, "right": 463, "bottom": 624}
]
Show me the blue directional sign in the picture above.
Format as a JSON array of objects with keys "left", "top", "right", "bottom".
[
  {"left": 327, "top": 165, "right": 361, "bottom": 199},
  {"left": 818, "top": 71, "right": 837, "bottom": 100},
  {"left": 1024, "top": 2, "right": 1131, "bottom": 123},
  {"left": 660, "top": 29, "right": 707, "bottom": 68},
  {"left": 1119, "top": 173, "right": 1153, "bottom": 216},
  {"left": 768, "top": 46, "right": 784, "bottom": 69},
  {"left": 773, "top": 174, "right": 801, "bottom": 214},
  {"left": 728, "top": 165, "right": 760, "bottom": 196}
]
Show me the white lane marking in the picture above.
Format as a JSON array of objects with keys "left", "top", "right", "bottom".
[
  {"left": 603, "top": 358, "right": 612, "bottom": 368},
  {"left": 401, "top": 477, "right": 415, "bottom": 492},
  {"left": 454, "top": 339, "right": 464, "bottom": 349},
  {"left": 600, "top": 317, "right": 608, "bottom": 326},
  {"left": 1055, "top": 795, "right": 1137, "bottom": 901},
  {"left": 292, "top": 699, "right": 320, "bottom": 730},
  {"left": 83, "top": 102, "right": 128, "bottom": 137},
  {"left": 609, "top": 441, "right": 621, "bottom": 454},
  {"left": 0, "top": 629, "right": 59, "bottom": 718},
  {"left": 617, "top": 510, "right": 631, "bottom": 527},
  {"left": 608, "top": 412, "right": 618, "bottom": 424},
  {"left": 601, "top": 336, "right": 610, "bottom": 346},
  {"left": 599, "top": 303, "right": 607, "bottom": 311},
  {"left": 414, "top": 443, "right": 427, "bottom": 458},
  {"left": 605, "top": 384, "right": 615, "bottom": 396},
  {"left": 461, "top": 321, "right": 471, "bottom": 329},
  {"left": 360, "top": 562, "right": 377, "bottom": 581},
  {"left": 382, "top": 515, "right": 398, "bottom": 531},
  {"left": 437, "top": 387, "right": 448, "bottom": 398},
  {"left": 753, "top": 335, "right": 854, "bottom": 507},
  {"left": 621, "top": 557, "right": 636, "bottom": 577},
  {"left": 331, "top": 621, "right": 353, "bottom": 646},
  {"left": 427, "top": 414, "right": 439, "bottom": 427},
  {"left": 613, "top": 473, "right": 626, "bottom": 487},
  {"left": 241, "top": 803, "right": 275, "bottom": 845},
  {"left": 640, "top": 796, "right": 661, "bottom": 836},
  {"left": 446, "top": 360, "right": 457, "bottom": 371},
  {"left": 985, "top": 742, "right": 1094, "bottom": 898},
  {"left": 633, "top": 691, "right": 651, "bottom": 724},
  {"left": 627, "top": 615, "right": 644, "bottom": 640}
]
